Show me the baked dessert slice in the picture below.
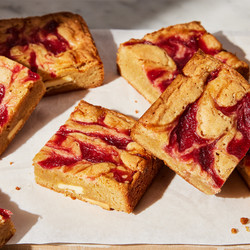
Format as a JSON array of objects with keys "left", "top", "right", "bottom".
[
  {"left": 131, "top": 50, "right": 250, "bottom": 195},
  {"left": 0, "top": 12, "right": 104, "bottom": 95},
  {"left": 117, "top": 21, "right": 249, "bottom": 103},
  {"left": 0, "top": 208, "right": 15, "bottom": 247},
  {"left": 0, "top": 56, "right": 45, "bottom": 156},
  {"left": 33, "top": 100, "right": 161, "bottom": 213},
  {"left": 237, "top": 151, "right": 250, "bottom": 189}
]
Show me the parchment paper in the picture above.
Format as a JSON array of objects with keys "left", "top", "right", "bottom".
[{"left": 0, "top": 29, "right": 250, "bottom": 245}]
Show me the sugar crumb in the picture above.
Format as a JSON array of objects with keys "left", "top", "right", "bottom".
[
  {"left": 240, "top": 217, "right": 249, "bottom": 225},
  {"left": 231, "top": 228, "right": 238, "bottom": 234}
]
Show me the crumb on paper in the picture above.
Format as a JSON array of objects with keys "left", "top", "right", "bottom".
[
  {"left": 246, "top": 226, "right": 250, "bottom": 232},
  {"left": 15, "top": 186, "right": 21, "bottom": 190},
  {"left": 10, "top": 162, "right": 14, "bottom": 165},
  {"left": 231, "top": 228, "right": 238, "bottom": 234},
  {"left": 240, "top": 217, "right": 249, "bottom": 225},
  {"left": 135, "top": 110, "right": 139, "bottom": 114},
  {"left": 135, "top": 100, "right": 138, "bottom": 103}
]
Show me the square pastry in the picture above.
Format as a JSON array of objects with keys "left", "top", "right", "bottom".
[
  {"left": 33, "top": 101, "right": 161, "bottom": 213},
  {"left": 117, "top": 21, "right": 249, "bottom": 103},
  {"left": 237, "top": 151, "right": 250, "bottom": 189},
  {"left": 131, "top": 50, "right": 250, "bottom": 195},
  {"left": 0, "top": 56, "right": 45, "bottom": 156},
  {"left": 0, "top": 209, "right": 15, "bottom": 247},
  {"left": 0, "top": 12, "right": 104, "bottom": 95}
]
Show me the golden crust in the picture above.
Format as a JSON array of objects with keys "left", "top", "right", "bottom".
[
  {"left": 143, "top": 21, "right": 207, "bottom": 43},
  {"left": 237, "top": 151, "right": 250, "bottom": 189},
  {"left": 0, "top": 56, "right": 45, "bottom": 156},
  {"left": 131, "top": 50, "right": 250, "bottom": 195},
  {"left": 33, "top": 100, "right": 162, "bottom": 213},
  {"left": 0, "top": 12, "right": 104, "bottom": 94},
  {"left": 117, "top": 21, "right": 249, "bottom": 103}
]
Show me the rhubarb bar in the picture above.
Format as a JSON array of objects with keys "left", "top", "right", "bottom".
[
  {"left": 131, "top": 50, "right": 250, "bottom": 195},
  {"left": 0, "top": 56, "right": 45, "bottom": 156},
  {"left": 237, "top": 151, "right": 250, "bottom": 189},
  {"left": 0, "top": 209, "right": 15, "bottom": 247},
  {"left": 0, "top": 12, "right": 104, "bottom": 95},
  {"left": 33, "top": 101, "right": 161, "bottom": 213},
  {"left": 117, "top": 21, "right": 249, "bottom": 103}
]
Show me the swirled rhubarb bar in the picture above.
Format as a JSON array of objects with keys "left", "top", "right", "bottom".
[
  {"left": 237, "top": 151, "right": 250, "bottom": 189},
  {"left": 33, "top": 101, "right": 161, "bottom": 213},
  {"left": 0, "top": 12, "right": 104, "bottom": 95},
  {"left": 131, "top": 50, "right": 250, "bottom": 195},
  {"left": 0, "top": 56, "right": 45, "bottom": 156},
  {"left": 0, "top": 209, "right": 15, "bottom": 247},
  {"left": 117, "top": 21, "right": 249, "bottom": 103}
]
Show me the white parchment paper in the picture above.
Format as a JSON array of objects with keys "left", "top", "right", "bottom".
[{"left": 0, "top": 29, "right": 250, "bottom": 245}]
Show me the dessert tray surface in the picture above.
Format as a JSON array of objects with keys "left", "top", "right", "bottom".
[{"left": 0, "top": 29, "right": 250, "bottom": 245}]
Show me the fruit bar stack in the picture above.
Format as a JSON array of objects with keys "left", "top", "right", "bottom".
[{"left": 117, "top": 21, "right": 249, "bottom": 103}]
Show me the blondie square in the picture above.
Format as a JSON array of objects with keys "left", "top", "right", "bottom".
[
  {"left": 0, "top": 12, "right": 104, "bottom": 95},
  {"left": 0, "top": 56, "right": 45, "bottom": 156},
  {"left": 33, "top": 101, "right": 161, "bottom": 213},
  {"left": 131, "top": 50, "right": 250, "bottom": 194},
  {"left": 0, "top": 209, "right": 15, "bottom": 247}
]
